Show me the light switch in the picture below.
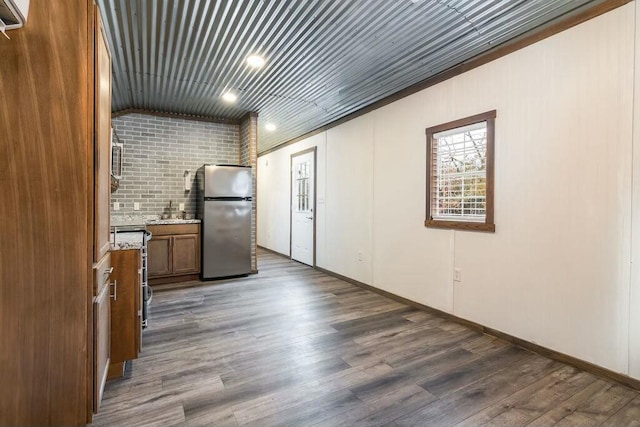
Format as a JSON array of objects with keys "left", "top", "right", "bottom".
[
  {"left": 134, "top": 202, "right": 140, "bottom": 211},
  {"left": 179, "top": 203, "right": 185, "bottom": 211},
  {"left": 113, "top": 202, "right": 120, "bottom": 211}
]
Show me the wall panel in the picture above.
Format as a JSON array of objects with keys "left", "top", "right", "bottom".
[
  {"left": 630, "top": 0, "right": 640, "bottom": 379},
  {"left": 325, "top": 115, "right": 375, "bottom": 284},
  {"left": 258, "top": 4, "right": 639, "bottom": 379}
]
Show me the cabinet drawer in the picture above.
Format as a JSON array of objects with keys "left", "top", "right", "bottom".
[
  {"left": 147, "top": 223, "right": 199, "bottom": 236},
  {"left": 93, "top": 252, "right": 112, "bottom": 295}
]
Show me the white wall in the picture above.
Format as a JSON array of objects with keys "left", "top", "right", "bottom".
[
  {"left": 630, "top": 1, "right": 640, "bottom": 379},
  {"left": 258, "top": 3, "right": 640, "bottom": 379},
  {"left": 325, "top": 115, "right": 375, "bottom": 284},
  {"left": 257, "top": 132, "right": 327, "bottom": 259}
]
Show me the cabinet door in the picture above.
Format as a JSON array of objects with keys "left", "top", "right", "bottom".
[
  {"left": 93, "top": 283, "right": 111, "bottom": 413},
  {"left": 110, "top": 250, "right": 141, "bottom": 365},
  {"left": 148, "top": 236, "right": 172, "bottom": 277},
  {"left": 94, "top": 12, "right": 112, "bottom": 262},
  {"left": 172, "top": 234, "right": 200, "bottom": 274}
]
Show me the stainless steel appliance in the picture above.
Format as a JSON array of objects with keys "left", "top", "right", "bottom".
[{"left": 197, "top": 164, "right": 252, "bottom": 279}]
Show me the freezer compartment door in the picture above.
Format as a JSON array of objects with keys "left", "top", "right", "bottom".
[
  {"left": 203, "top": 200, "right": 251, "bottom": 278},
  {"left": 204, "top": 165, "right": 252, "bottom": 198}
]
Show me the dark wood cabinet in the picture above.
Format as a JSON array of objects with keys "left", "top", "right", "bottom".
[
  {"left": 148, "top": 236, "right": 172, "bottom": 277},
  {"left": 173, "top": 234, "right": 200, "bottom": 274},
  {"left": 148, "top": 224, "right": 201, "bottom": 284},
  {"left": 108, "top": 249, "right": 142, "bottom": 380},
  {"left": 0, "top": 2, "right": 114, "bottom": 425}
]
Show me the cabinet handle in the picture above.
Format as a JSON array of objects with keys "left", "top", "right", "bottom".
[{"left": 110, "top": 280, "right": 117, "bottom": 301}]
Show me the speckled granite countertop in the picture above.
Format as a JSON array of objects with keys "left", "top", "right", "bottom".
[
  {"left": 110, "top": 217, "right": 201, "bottom": 251},
  {"left": 146, "top": 218, "right": 201, "bottom": 225},
  {"left": 111, "top": 215, "right": 201, "bottom": 228},
  {"left": 110, "top": 231, "right": 145, "bottom": 251}
]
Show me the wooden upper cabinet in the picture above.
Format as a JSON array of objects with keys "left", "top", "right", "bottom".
[
  {"left": 173, "top": 234, "right": 200, "bottom": 274},
  {"left": 94, "top": 9, "right": 112, "bottom": 263}
]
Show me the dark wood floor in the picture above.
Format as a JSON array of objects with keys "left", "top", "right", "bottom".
[{"left": 93, "top": 249, "right": 640, "bottom": 426}]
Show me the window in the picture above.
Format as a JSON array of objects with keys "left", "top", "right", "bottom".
[
  {"left": 425, "top": 110, "right": 496, "bottom": 232},
  {"left": 295, "top": 161, "right": 310, "bottom": 212}
]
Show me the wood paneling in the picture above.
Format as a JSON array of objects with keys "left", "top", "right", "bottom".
[{"left": 0, "top": 1, "right": 94, "bottom": 425}]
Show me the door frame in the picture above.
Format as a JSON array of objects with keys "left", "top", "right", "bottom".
[{"left": 289, "top": 146, "right": 317, "bottom": 267}]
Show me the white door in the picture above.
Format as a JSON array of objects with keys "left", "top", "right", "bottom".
[{"left": 291, "top": 149, "right": 315, "bottom": 266}]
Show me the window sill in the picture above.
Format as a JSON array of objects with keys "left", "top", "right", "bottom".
[{"left": 425, "top": 219, "right": 495, "bottom": 233}]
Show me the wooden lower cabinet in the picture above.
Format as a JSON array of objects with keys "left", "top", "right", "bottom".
[
  {"left": 148, "top": 236, "right": 172, "bottom": 277},
  {"left": 92, "top": 251, "right": 112, "bottom": 415},
  {"left": 173, "top": 234, "right": 200, "bottom": 274},
  {"left": 108, "top": 249, "right": 142, "bottom": 379},
  {"left": 148, "top": 224, "right": 201, "bottom": 284},
  {"left": 93, "top": 283, "right": 111, "bottom": 413}
]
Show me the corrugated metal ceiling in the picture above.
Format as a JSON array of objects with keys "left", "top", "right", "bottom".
[{"left": 96, "top": 0, "right": 608, "bottom": 153}]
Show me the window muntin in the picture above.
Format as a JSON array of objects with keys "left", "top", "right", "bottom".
[
  {"left": 295, "top": 161, "right": 310, "bottom": 212},
  {"left": 433, "top": 121, "right": 487, "bottom": 222},
  {"left": 426, "top": 110, "right": 496, "bottom": 232}
]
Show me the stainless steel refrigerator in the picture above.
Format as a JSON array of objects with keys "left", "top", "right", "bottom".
[{"left": 196, "top": 164, "right": 252, "bottom": 279}]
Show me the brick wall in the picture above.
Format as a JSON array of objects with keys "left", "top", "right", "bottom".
[
  {"left": 111, "top": 113, "right": 239, "bottom": 217},
  {"left": 239, "top": 113, "right": 258, "bottom": 272}
]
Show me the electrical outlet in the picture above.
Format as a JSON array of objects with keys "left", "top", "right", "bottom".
[
  {"left": 134, "top": 202, "right": 140, "bottom": 211},
  {"left": 179, "top": 203, "right": 185, "bottom": 211},
  {"left": 113, "top": 202, "right": 120, "bottom": 211},
  {"left": 454, "top": 268, "right": 462, "bottom": 282},
  {"left": 358, "top": 251, "right": 364, "bottom": 261}
]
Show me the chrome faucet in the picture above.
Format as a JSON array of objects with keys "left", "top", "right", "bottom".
[{"left": 169, "top": 200, "right": 173, "bottom": 218}]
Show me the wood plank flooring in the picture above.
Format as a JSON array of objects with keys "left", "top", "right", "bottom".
[{"left": 92, "top": 249, "right": 640, "bottom": 426}]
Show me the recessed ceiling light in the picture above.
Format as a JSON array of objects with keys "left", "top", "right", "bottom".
[
  {"left": 222, "top": 92, "right": 237, "bottom": 103},
  {"left": 265, "top": 123, "right": 277, "bottom": 132},
  {"left": 246, "top": 54, "right": 266, "bottom": 68}
]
